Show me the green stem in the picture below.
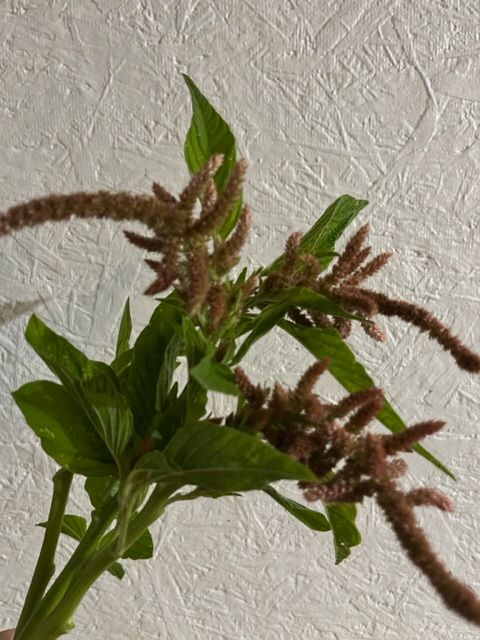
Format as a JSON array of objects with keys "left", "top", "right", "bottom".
[
  {"left": 15, "top": 495, "right": 119, "bottom": 640},
  {"left": 19, "top": 483, "right": 176, "bottom": 640},
  {"left": 15, "top": 469, "right": 73, "bottom": 635}
]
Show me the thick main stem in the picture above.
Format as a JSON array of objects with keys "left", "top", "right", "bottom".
[
  {"left": 14, "top": 496, "right": 119, "bottom": 640},
  {"left": 15, "top": 469, "right": 73, "bottom": 635},
  {"left": 18, "top": 483, "right": 176, "bottom": 640}
]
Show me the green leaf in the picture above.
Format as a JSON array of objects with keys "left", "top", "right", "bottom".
[
  {"left": 22, "top": 314, "right": 132, "bottom": 468},
  {"left": 24, "top": 316, "right": 124, "bottom": 458},
  {"left": 38, "top": 514, "right": 87, "bottom": 541},
  {"left": 232, "top": 302, "right": 288, "bottom": 364},
  {"left": 257, "top": 287, "right": 361, "bottom": 320},
  {"left": 155, "top": 380, "right": 207, "bottom": 447},
  {"left": 25, "top": 315, "right": 133, "bottom": 468},
  {"left": 115, "top": 299, "right": 132, "bottom": 357},
  {"left": 25, "top": 314, "right": 91, "bottom": 382},
  {"left": 81, "top": 377, "right": 134, "bottom": 463},
  {"left": 263, "top": 486, "right": 331, "bottom": 532},
  {"left": 122, "top": 528, "right": 154, "bottom": 560},
  {"left": 111, "top": 348, "right": 133, "bottom": 377},
  {"left": 12, "top": 381, "right": 115, "bottom": 476},
  {"left": 183, "top": 74, "right": 236, "bottom": 192},
  {"left": 107, "top": 562, "right": 125, "bottom": 580},
  {"left": 266, "top": 195, "right": 368, "bottom": 272},
  {"left": 191, "top": 353, "right": 239, "bottom": 396},
  {"left": 25, "top": 314, "right": 115, "bottom": 390},
  {"left": 181, "top": 315, "right": 209, "bottom": 367},
  {"left": 325, "top": 503, "right": 362, "bottom": 564},
  {"left": 126, "top": 302, "right": 184, "bottom": 437},
  {"left": 61, "top": 514, "right": 87, "bottom": 540},
  {"left": 281, "top": 321, "right": 455, "bottom": 479},
  {"left": 85, "top": 476, "right": 119, "bottom": 510},
  {"left": 156, "top": 333, "right": 182, "bottom": 412},
  {"left": 183, "top": 74, "right": 241, "bottom": 238},
  {"left": 38, "top": 514, "right": 125, "bottom": 579},
  {"left": 99, "top": 522, "right": 153, "bottom": 561},
  {"left": 233, "top": 287, "right": 359, "bottom": 364},
  {"left": 132, "top": 421, "right": 317, "bottom": 492},
  {"left": 220, "top": 198, "right": 243, "bottom": 239},
  {"left": 169, "top": 487, "right": 242, "bottom": 503}
]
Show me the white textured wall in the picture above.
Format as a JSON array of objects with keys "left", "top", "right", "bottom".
[{"left": 1, "top": 1, "right": 480, "bottom": 638}]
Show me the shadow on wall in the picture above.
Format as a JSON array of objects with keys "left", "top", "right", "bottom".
[{"left": 0, "top": 299, "right": 44, "bottom": 328}]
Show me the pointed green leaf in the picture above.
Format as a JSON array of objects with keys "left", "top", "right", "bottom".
[
  {"left": 256, "top": 287, "right": 361, "bottom": 320},
  {"left": 155, "top": 380, "right": 207, "bottom": 447},
  {"left": 25, "top": 314, "right": 94, "bottom": 383},
  {"left": 266, "top": 195, "right": 368, "bottom": 272},
  {"left": 233, "top": 287, "right": 359, "bottom": 364},
  {"left": 281, "top": 321, "right": 455, "bottom": 479},
  {"left": 156, "top": 332, "right": 182, "bottom": 412},
  {"left": 61, "top": 514, "right": 87, "bottom": 540},
  {"left": 12, "top": 381, "right": 115, "bottom": 476},
  {"left": 191, "top": 353, "right": 239, "bottom": 396},
  {"left": 169, "top": 487, "right": 242, "bottom": 503},
  {"left": 23, "top": 316, "right": 131, "bottom": 466},
  {"left": 25, "top": 314, "right": 117, "bottom": 388},
  {"left": 111, "top": 348, "right": 133, "bottom": 377},
  {"left": 183, "top": 74, "right": 241, "bottom": 237},
  {"left": 126, "top": 302, "right": 184, "bottom": 436},
  {"left": 99, "top": 522, "right": 153, "bottom": 561},
  {"left": 81, "top": 378, "right": 134, "bottom": 462},
  {"left": 132, "top": 421, "right": 316, "bottom": 492},
  {"left": 325, "top": 503, "right": 362, "bottom": 564},
  {"left": 122, "top": 528, "right": 154, "bottom": 560},
  {"left": 115, "top": 299, "right": 132, "bottom": 357},
  {"left": 232, "top": 302, "right": 288, "bottom": 365},
  {"left": 183, "top": 74, "right": 236, "bottom": 192},
  {"left": 107, "top": 562, "right": 126, "bottom": 579},
  {"left": 181, "top": 315, "right": 209, "bottom": 367},
  {"left": 85, "top": 476, "right": 119, "bottom": 510},
  {"left": 263, "top": 486, "right": 331, "bottom": 532},
  {"left": 38, "top": 514, "right": 87, "bottom": 541}
]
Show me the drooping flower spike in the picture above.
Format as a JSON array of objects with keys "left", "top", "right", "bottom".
[
  {"left": 0, "top": 156, "right": 252, "bottom": 321},
  {"left": 232, "top": 361, "right": 480, "bottom": 624},
  {"left": 263, "top": 223, "right": 480, "bottom": 372}
]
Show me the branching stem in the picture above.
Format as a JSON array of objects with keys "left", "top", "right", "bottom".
[{"left": 15, "top": 469, "right": 73, "bottom": 635}]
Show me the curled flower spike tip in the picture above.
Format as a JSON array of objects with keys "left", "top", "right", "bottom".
[
  {"left": 234, "top": 359, "right": 480, "bottom": 625},
  {"left": 365, "top": 290, "right": 480, "bottom": 373},
  {"left": 0, "top": 155, "right": 252, "bottom": 323},
  {"left": 265, "top": 221, "right": 480, "bottom": 374},
  {"left": 0, "top": 191, "right": 165, "bottom": 236},
  {"left": 378, "top": 484, "right": 480, "bottom": 625}
]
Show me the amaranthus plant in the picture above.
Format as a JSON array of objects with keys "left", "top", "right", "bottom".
[{"left": 1, "top": 76, "right": 480, "bottom": 639}]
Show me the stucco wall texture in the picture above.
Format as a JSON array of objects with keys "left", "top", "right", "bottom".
[{"left": 1, "top": 1, "right": 480, "bottom": 638}]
